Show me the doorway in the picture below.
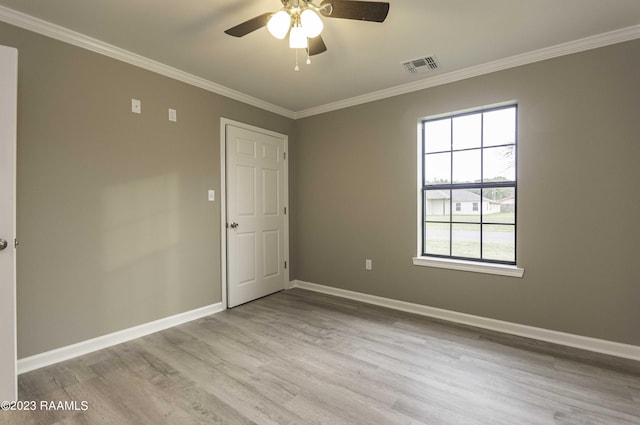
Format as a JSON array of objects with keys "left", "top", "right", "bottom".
[{"left": 220, "top": 119, "right": 289, "bottom": 308}]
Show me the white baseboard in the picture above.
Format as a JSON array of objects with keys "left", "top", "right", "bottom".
[
  {"left": 291, "top": 280, "right": 640, "bottom": 362},
  {"left": 17, "top": 302, "right": 224, "bottom": 374},
  {"left": 18, "top": 281, "right": 640, "bottom": 374}
]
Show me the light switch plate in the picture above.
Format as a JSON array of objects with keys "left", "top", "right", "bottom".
[
  {"left": 168, "top": 108, "right": 177, "bottom": 122},
  {"left": 131, "top": 99, "right": 141, "bottom": 114},
  {"left": 208, "top": 190, "right": 215, "bottom": 202}
]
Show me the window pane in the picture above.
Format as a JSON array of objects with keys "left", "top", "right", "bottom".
[
  {"left": 483, "top": 107, "right": 516, "bottom": 147},
  {"left": 425, "top": 222, "right": 450, "bottom": 255},
  {"left": 425, "top": 152, "right": 451, "bottom": 184},
  {"left": 422, "top": 104, "right": 517, "bottom": 265},
  {"left": 483, "top": 224, "right": 515, "bottom": 262},
  {"left": 424, "top": 118, "right": 451, "bottom": 153},
  {"left": 452, "top": 113, "right": 481, "bottom": 150},
  {"left": 483, "top": 187, "right": 515, "bottom": 224},
  {"left": 452, "top": 189, "right": 481, "bottom": 223},
  {"left": 452, "top": 223, "right": 480, "bottom": 259},
  {"left": 452, "top": 149, "right": 481, "bottom": 183},
  {"left": 483, "top": 146, "right": 515, "bottom": 182},
  {"left": 424, "top": 190, "right": 450, "bottom": 222}
]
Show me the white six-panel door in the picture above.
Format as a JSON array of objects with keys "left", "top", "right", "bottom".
[
  {"left": 225, "top": 124, "right": 287, "bottom": 307},
  {"left": 0, "top": 45, "right": 18, "bottom": 401}
]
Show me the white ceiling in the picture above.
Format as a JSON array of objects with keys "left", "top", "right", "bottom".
[{"left": 1, "top": 0, "right": 640, "bottom": 115}]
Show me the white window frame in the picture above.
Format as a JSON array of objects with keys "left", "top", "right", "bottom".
[{"left": 414, "top": 104, "right": 524, "bottom": 278}]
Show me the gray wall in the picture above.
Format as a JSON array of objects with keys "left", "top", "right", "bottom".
[
  {"left": 0, "top": 21, "right": 294, "bottom": 358},
  {"left": 3, "top": 17, "right": 639, "bottom": 358},
  {"left": 294, "top": 39, "right": 640, "bottom": 346}
]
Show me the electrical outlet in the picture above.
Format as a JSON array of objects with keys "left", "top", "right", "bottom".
[
  {"left": 168, "top": 108, "right": 177, "bottom": 122},
  {"left": 365, "top": 259, "right": 372, "bottom": 270}
]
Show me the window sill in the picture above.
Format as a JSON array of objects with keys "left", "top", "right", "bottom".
[{"left": 412, "top": 256, "right": 524, "bottom": 278}]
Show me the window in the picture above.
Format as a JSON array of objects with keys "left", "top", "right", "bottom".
[{"left": 421, "top": 105, "right": 517, "bottom": 265}]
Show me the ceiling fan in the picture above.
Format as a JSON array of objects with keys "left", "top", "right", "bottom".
[{"left": 224, "top": 0, "right": 390, "bottom": 69}]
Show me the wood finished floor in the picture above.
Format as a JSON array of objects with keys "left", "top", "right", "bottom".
[{"left": 3, "top": 288, "right": 640, "bottom": 425}]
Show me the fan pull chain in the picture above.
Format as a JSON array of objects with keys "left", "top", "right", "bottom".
[
  {"left": 306, "top": 49, "right": 311, "bottom": 65},
  {"left": 294, "top": 49, "right": 300, "bottom": 71}
]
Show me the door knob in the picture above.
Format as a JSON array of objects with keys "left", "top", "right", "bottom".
[
  {"left": 0, "top": 238, "right": 7, "bottom": 251},
  {"left": 229, "top": 223, "right": 239, "bottom": 229}
]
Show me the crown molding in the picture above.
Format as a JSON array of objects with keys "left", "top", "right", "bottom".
[
  {"left": 293, "top": 24, "right": 640, "bottom": 119},
  {"left": 2, "top": 5, "right": 639, "bottom": 121},
  {"left": 0, "top": 5, "right": 296, "bottom": 119}
]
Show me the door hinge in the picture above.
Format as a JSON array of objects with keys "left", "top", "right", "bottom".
[
  {"left": 283, "top": 152, "right": 287, "bottom": 160},
  {"left": 284, "top": 206, "right": 287, "bottom": 214},
  {"left": 284, "top": 261, "right": 287, "bottom": 269},
  {"left": 14, "top": 239, "right": 19, "bottom": 248}
]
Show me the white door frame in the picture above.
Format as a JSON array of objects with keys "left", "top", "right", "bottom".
[
  {"left": 220, "top": 118, "right": 289, "bottom": 309},
  {"left": 0, "top": 45, "right": 18, "bottom": 401}
]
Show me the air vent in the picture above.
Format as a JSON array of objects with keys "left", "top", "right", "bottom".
[{"left": 402, "top": 55, "right": 440, "bottom": 74}]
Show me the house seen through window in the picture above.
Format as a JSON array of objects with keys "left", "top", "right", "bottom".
[{"left": 421, "top": 105, "right": 517, "bottom": 264}]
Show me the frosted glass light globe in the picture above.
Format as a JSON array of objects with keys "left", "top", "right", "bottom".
[
  {"left": 300, "top": 9, "right": 323, "bottom": 38},
  {"left": 267, "top": 11, "right": 291, "bottom": 39},
  {"left": 289, "top": 25, "right": 308, "bottom": 48}
]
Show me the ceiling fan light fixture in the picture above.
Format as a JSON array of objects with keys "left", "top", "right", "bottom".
[
  {"left": 289, "top": 25, "right": 308, "bottom": 48},
  {"left": 300, "top": 9, "right": 323, "bottom": 38},
  {"left": 225, "top": 0, "right": 391, "bottom": 70},
  {"left": 267, "top": 10, "right": 291, "bottom": 39}
]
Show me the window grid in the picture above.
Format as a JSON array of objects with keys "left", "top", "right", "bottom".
[{"left": 421, "top": 105, "right": 517, "bottom": 265}]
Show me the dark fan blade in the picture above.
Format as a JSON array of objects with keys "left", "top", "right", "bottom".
[
  {"left": 224, "top": 12, "right": 272, "bottom": 37},
  {"left": 307, "top": 35, "right": 327, "bottom": 56},
  {"left": 320, "top": 0, "right": 389, "bottom": 22}
]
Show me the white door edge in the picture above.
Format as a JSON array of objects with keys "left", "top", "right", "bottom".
[
  {"left": 220, "top": 118, "right": 289, "bottom": 309},
  {"left": 0, "top": 44, "right": 18, "bottom": 401}
]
